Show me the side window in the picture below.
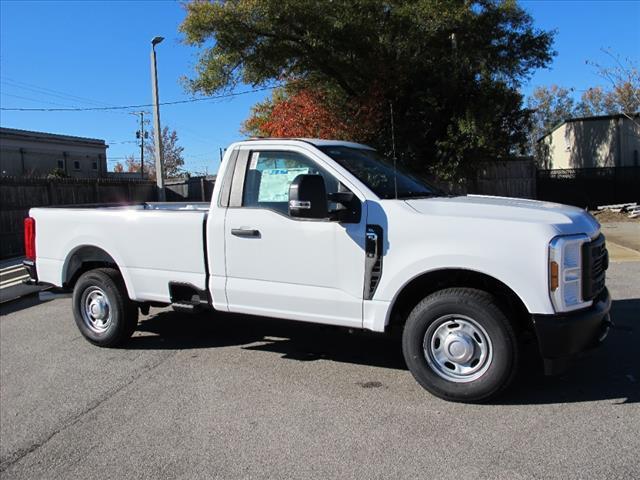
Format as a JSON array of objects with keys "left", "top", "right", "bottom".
[{"left": 242, "top": 151, "right": 338, "bottom": 215}]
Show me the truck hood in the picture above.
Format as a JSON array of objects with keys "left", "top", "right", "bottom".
[{"left": 405, "top": 195, "right": 600, "bottom": 237}]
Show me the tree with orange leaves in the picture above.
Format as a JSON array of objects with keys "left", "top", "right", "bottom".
[{"left": 243, "top": 85, "right": 383, "bottom": 144}]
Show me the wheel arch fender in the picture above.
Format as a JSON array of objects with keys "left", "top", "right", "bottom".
[
  {"left": 384, "top": 267, "right": 533, "bottom": 333},
  {"left": 62, "top": 244, "right": 134, "bottom": 298}
]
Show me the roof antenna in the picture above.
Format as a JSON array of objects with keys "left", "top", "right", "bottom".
[{"left": 389, "top": 101, "right": 398, "bottom": 199}]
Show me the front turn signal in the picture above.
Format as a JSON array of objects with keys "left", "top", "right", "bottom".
[{"left": 550, "top": 261, "right": 559, "bottom": 291}]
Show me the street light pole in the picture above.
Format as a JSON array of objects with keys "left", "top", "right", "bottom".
[{"left": 150, "top": 36, "right": 165, "bottom": 201}]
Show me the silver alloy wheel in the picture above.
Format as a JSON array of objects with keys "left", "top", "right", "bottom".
[
  {"left": 423, "top": 314, "right": 493, "bottom": 383},
  {"left": 81, "top": 286, "right": 112, "bottom": 334}
]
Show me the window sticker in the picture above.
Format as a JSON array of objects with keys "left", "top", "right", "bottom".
[
  {"left": 258, "top": 167, "right": 310, "bottom": 202},
  {"left": 249, "top": 152, "right": 260, "bottom": 170}
]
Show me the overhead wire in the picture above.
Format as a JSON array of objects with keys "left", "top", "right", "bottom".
[
  {"left": 1, "top": 77, "right": 114, "bottom": 107},
  {"left": 1, "top": 84, "right": 281, "bottom": 112},
  {"left": 0, "top": 79, "right": 135, "bottom": 116},
  {"left": 0, "top": 92, "right": 78, "bottom": 109}
]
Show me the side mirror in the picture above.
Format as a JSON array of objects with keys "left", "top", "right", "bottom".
[
  {"left": 327, "top": 191, "right": 354, "bottom": 206},
  {"left": 289, "top": 174, "right": 328, "bottom": 219},
  {"left": 328, "top": 191, "right": 361, "bottom": 223}
]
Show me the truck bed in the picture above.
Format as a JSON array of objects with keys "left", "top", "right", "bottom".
[{"left": 31, "top": 203, "right": 210, "bottom": 303}]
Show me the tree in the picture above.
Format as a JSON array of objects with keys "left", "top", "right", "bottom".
[
  {"left": 145, "top": 126, "right": 185, "bottom": 178},
  {"left": 578, "top": 51, "right": 640, "bottom": 116},
  {"left": 181, "top": 0, "right": 554, "bottom": 179},
  {"left": 526, "top": 85, "right": 576, "bottom": 155},
  {"left": 576, "top": 86, "right": 609, "bottom": 117},
  {"left": 47, "top": 167, "right": 68, "bottom": 179},
  {"left": 113, "top": 155, "right": 155, "bottom": 178},
  {"left": 242, "top": 84, "right": 383, "bottom": 140},
  {"left": 112, "top": 128, "right": 184, "bottom": 178}
]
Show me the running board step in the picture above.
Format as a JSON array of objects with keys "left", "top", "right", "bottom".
[{"left": 171, "top": 302, "right": 198, "bottom": 313}]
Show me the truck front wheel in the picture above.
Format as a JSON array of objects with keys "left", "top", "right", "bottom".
[
  {"left": 402, "top": 288, "right": 518, "bottom": 402},
  {"left": 72, "top": 268, "right": 138, "bottom": 347}
]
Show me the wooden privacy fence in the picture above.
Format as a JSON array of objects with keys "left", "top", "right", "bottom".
[
  {"left": 165, "top": 176, "right": 216, "bottom": 202},
  {"left": 466, "top": 159, "right": 537, "bottom": 199},
  {"left": 0, "top": 177, "right": 157, "bottom": 259}
]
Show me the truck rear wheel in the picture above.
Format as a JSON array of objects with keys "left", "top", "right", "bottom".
[
  {"left": 72, "top": 268, "right": 138, "bottom": 347},
  {"left": 402, "top": 288, "right": 518, "bottom": 403}
]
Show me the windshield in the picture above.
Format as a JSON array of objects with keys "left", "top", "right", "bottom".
[{"left": 318, "top": 146, "right": 439, "bottom": 200}]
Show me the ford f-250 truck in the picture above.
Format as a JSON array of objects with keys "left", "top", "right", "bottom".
[{"left": 23, "top": 138, "right": 611, "bottom": 402}]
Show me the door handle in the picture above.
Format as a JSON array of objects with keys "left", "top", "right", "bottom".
[{"left": 231, "top": 228, "right": 261, "bottom": 238}]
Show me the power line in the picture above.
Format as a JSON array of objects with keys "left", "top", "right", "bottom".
[
  {"left": 106, "top": 140, "right": 138, "bottom": 145},
  {"left": 0, "top": 76, "right": 134, "bottom": 116},
  {"left": 0, "top": 92, "right": 77, "bottom": 108},
  {"left": 1, "top": 85, "right": 280, "bottom": 112},
  {"left": 1, "top": 78, "right": 114, "bottom": 108},
  {"left": 0, "top": 80, "right": 109, "bottom": 107}
]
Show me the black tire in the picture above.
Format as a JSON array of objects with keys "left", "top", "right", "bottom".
[
  {"left": 72, "top": 268, "right": 138, "bottom": 347},
  {"left": 402, "top": 288, "right": 518, "bottom": 403}
]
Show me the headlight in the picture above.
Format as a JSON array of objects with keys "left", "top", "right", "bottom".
[{"left": 549, "top": 234, "right": 592, "bottom": 312}]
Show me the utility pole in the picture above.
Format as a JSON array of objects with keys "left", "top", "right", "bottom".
[
  {"left": 131, "top": 111, "right": 149, "bottom": 179},
  {"left": 150, "top": 36, "right": 165, "bottom": 201},
  {"left": 139, "top": 113, "right": 145, "bottom": 179}
]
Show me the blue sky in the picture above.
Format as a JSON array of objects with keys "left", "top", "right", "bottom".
[{"left": 1, "top": 0, "right": 639, "bottom": 174}]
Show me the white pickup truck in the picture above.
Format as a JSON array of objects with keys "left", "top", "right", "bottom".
[{"left": 23, "top": 138, "right": 611, "bottom": 402}]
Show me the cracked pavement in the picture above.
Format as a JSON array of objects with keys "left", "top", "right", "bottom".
[{"left": 1, "top": 262, "right": 639, "bottom": 480}]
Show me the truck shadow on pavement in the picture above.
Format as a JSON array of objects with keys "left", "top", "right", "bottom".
[
  {"left": 131, "top": 309, "right": 407, "bottom": 370},
  {"left": 129, "top": 298, "right": 639, "bottom": 405},
  {"left": 0, "top": 293, "right": 56, "bottom": 315}
]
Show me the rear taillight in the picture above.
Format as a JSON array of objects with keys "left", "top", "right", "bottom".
[{"left": 24, "top": 217, "right": 36, "bottom": 261}]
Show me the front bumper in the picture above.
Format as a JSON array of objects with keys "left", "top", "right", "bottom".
[{"left": 532, "top": 288, "right": 612, "bottom": 375}]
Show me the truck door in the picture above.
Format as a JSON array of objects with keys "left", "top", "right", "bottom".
[{"left": 223, "top": 148, "right": 366, "bottom": 328}]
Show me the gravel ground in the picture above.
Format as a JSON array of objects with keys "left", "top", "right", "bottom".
[
  {"left": 592, "top": 210, "right": 639, "bottom": 224},
  {"left": 600, "top": 222, "right": 640, "bottom": 252},
  {"left": 1, "top": 263, "right": 638, "bottom": 480}
]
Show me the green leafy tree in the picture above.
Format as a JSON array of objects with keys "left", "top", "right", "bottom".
[{"left": 181, "top": 0, "right": 554, "bottom": 179}]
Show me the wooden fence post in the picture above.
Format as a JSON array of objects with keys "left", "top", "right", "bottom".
[{"left": 47, "top": 181, "right": 55, "bottom": 205}]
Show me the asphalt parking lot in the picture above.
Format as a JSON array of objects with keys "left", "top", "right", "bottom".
[{"left": 1, "top": 261, "right": 638, "bottom": 480}]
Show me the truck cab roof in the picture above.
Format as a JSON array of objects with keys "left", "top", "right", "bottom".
[{"left": 239, "top": 137, "right": 376, "bottom": 150}]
